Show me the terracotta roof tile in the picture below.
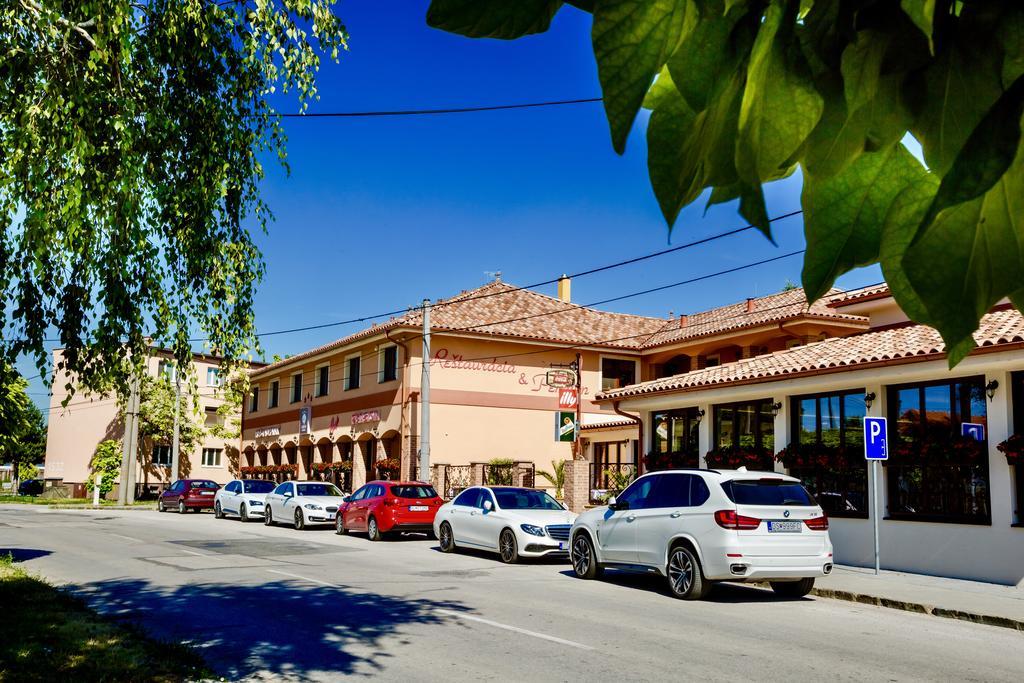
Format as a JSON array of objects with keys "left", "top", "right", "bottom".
[
  {"left": 599, "top": 307, "right": 1024, "bottom": 401},
  {"left": 640, "top": 288, "right": 868, "bottom": 348},
  {"left": 827, "top": 283, "right": 891, "bottom": 307}
]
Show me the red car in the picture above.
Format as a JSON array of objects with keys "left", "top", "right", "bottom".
[
  {"left": 159, "top": 479, "right": 220, "bottom": 513},
  {"left": 337, "top": 480, "right": 444, "bottom": 541}
]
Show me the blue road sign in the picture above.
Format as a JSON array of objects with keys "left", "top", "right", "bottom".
[
  {"left": 961, "top": 422, "right": 985, "bottom": 441},
  {"left": 864, "top": 417, "right": 888, "bottom": 460}
]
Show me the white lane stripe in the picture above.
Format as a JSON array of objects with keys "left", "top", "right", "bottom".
[
  {"left": 266, "top": 569, "right": 341, "bottom": 588},
  {"left": 108, "top": 533, "right": 144, "bottom": 543},
  {"left": 177, "top": 548, "right": 207, "bottom": 556},
  {"left": 434, "top": 610, "right": 593, "bottom": 651}
]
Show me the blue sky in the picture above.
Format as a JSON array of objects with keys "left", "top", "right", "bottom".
[{"left": 22, "top": 0, "right": 882, "bottom": 413}]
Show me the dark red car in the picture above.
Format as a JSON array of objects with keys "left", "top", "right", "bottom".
[
  {"left": 337, "top": 480, "right": 444, "bottom": 541},
  {"left": 159, "top": 479, "right": 220, "bottom": 513}
]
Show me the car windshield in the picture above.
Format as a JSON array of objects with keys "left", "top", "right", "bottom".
[
  {"left": 493, "top": 489, "right": 563, "bottom": 510},
  {"left": 721, "top": 479, "right": 817, "bottom": 506},
  {"left": 389, "top": 485, "right": 438, "bottom": 499},
  {"left": 190, "top": 481, "right": 218, "bottom": 490},
  {"left": 297, "top": 483, "right": 343, "bottom": 497},
  {"left": 243, "top": 480, "right": 275, "bottom": 494}
]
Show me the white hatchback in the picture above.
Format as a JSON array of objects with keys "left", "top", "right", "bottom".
[
  {"left": 214, "top": 479, "right": 276, "bottom": 521},
  {"left": 570, "top": 469, "right": 833, "bottom": 600},
  {"left": 434, "top": 486, "right": 577, "bottom": 563}
]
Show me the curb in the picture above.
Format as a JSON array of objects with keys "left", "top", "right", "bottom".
[{"left": 809, "top": 587, "right": 1024, "bottom": 632}]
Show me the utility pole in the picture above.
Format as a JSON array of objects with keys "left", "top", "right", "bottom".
[
  {"left": 117, "top": 375, "right": 141, "bottom": 505},
  {"left": 124, "top": 376, "right": 140, "bottom": 504},
  {"left": 420, "top": 299, "right": 431, "bottom": 482},
  {"left": 170, "top": 364, "right": 181, "bottom": 482},
  {"left": 574, "top": 352, "right": 583, "bottom": 459}
]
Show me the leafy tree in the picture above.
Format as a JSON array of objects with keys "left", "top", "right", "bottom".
[
  {"left": 0, "top": 364, "right": 46, "bottom": 487},
  {"left": 207, "top": 362, "right": 251, "bottom": 475},
  {"left": 537, "top": 459, "right": 566, "bottom": 498},
  {"left": 427, "top": 0, "right": 1024, "bottom": 366},
  {"left": 1, "top": 1, "right": 348, "bottom": 397},
  {"left": 86, "top": 439, "right": 122, "bottom": 496},
  {"left": 130, "top": 373, "right": 204, "bottom": 479}
]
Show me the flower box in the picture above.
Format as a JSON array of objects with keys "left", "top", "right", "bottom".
[
  {"left": 997, "top": 434, "right": 1024, "bottom": 466},
  {"left": 704, "top": 447, "right": 773, "bottom": 470}
]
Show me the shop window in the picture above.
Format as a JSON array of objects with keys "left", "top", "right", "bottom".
[
  {"left": 249, "top": 386, "right": 260, "bottom": 413},
  {"left": 268, "top": 380, "right": 279, "bottom": 409},
  {"left": 886, "top": 377, "right": 990, "bottom": 524},
  {"left": 316, "top": 366, "right": 329, "bottom": 397},
  {"left": 601, "top": 357, "right": 636, "bottom": 391},
  {"left": 346, "top": 355, "right": 361, "bottom": 391},
  {"left": 202, "top": 448, "right": 222, "bottom": 467},
  {"left": 710, "top": 399, "right": 774, "bottom": 469},
  {"left": 650, "top": 408, "right": 701, "bottom": 470},
  {"left": 206, "top": 367, "right": 222, "bottom": 387},
  {"left": 784, "top": 390, "right": 868, "bottom": 518},
  {"left": 380, "top": 346, "right": 398, "bottom": 383},
  {"left": 290, "top": 372, "right": 303, "bottom": 403},
  {"left": 152, "top": 445, "right": 171, "bottom": 466}
]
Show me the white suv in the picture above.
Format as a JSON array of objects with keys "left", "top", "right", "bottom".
[{"left": 569, "top": 469, "right": 833, "bottom": 600}]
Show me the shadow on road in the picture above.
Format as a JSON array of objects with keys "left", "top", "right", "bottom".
[
  {"left": 67, "top": 575, "right": 472, "bottom": 679},
  {"left": 557, "top": 569, "right": 811, "bottom": 603},
  {"left": 0, "top": 548, "right": 53, "bottom": 563}
]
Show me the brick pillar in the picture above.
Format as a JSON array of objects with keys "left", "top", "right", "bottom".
[
  {"left": 563, "top": 460, "right": 590, "bottom": 513},
  {"left": 470, "top": 463, "right": 485, "bottom": 487}
]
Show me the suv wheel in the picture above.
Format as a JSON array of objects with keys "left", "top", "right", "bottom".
[
  {"left": 177, "top": 500, "right": 187, "bottom": 514},
  {"left": 667, "top": 545, "right": 711, "bottom": 600},
  {"left": 571, "top": 533, "right": 603, "bottom": 579},
  {"left": 770, "top": 578, "right": 815, "bottom": 599},
  {"left": 499, "top": 529, "right": 519, "bottom": 564},
  {"left": 438, "top": 522, "right": 456, "bottom": 553}
]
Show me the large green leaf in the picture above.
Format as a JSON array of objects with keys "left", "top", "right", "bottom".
[
  {"left": 841, "top": 30, "right": 889, "bottom": 113},
  {"left": 736, "top": 1, "right": 823, "bottom": 183},
  {"left": 801, "top": 143, "right": 927, "bottom": 302},
  {"left": 902, "top": 152, "right": 1024, "bottom": 366},
  {"left": 666, "top": 1, "right": 747, "bottom": 113},
  {"left": 426, "top": 0, "right": 563, "bottom": 39},
  {"left": 998, "top": 7, "right": 1024, "bottom": 88},
  {"left": 900, "top": 0, "right": 936, "bottom": 51},
  {"left": 593, "top": 0, "right": 696, "bottom": 153},
  {"left": 881, "top": 173, "right": 941, "bottom": 327}
]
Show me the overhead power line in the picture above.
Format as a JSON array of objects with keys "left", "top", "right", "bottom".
[{"left": 277, "top": 97, "right": 603, "bottom": 118}]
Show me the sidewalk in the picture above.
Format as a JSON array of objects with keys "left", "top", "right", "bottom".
[{"left": 811, "top": 565, "right": 1024, "bottom": 631}]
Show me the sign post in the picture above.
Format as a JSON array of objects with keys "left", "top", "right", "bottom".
[
  {"left": 93, "top": 473, "right": 102, "bottom": 505},
  {"left": 863, "top": 416, "right": 888, "bottom": 576}
]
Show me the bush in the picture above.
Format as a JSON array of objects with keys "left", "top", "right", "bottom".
[
  {"left": 85, "top": 440, "right": 121, "bottom": 496},
  {"left": 485, "top": 458, "right": 515, "bottom": 486}
]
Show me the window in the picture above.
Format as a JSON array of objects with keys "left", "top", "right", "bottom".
[
  {"left": 272, "top": 482, "right": 291, "bottom": 496},
  {"left": 380, "top": 346, "right": 398, "bottom": 383},
  {"left": 152, "top": 445, "right": 171, "bottom": 466},
  {"left": 190, "top": 480, "right": 218, "bottom": 490},
  {"left": 1013, "top": 372, "right": 1024, "bottom": 525},
  {"left": 886, "top": 377, "right": 990, "bottom": 524},
  {"left": 296, "top": 483, "right": 343, "bottom": 497},
  {"left": 704, "top": 354, "right": 721, "bottom": 368},
  {"left": 244, "top": 480, "right": 275, "bottom": 494},
  {"left": 157, "top": 360, "right": 175, "bottom": 382},
  {"left": 615, "top": 476, "right": 658, "bottom": 510},
  {"left": 713, "top": 399, "right": 775, "bottom": 468},
  {"left": 648, "top": 473, "right": 695, "bottom": 508},
  {"left": 268, "top": 380, "right": 279, "bottom": 408},
  {"left": 349, "top": 486, "right": 369, "bottom": 501},
  {"left": 390, "top": 485, "right": 438, "bottom": 499},
  {"left": 201, "top": 448, "right": 222, "bottom": 467},
  {"left": 721, "top": 478, "right": 816, "bottom": 506},
  {"left": 592, "top": 441, "right": 637, "bottom": 490},
  {"left": 493, "top": 489, "right": 562, "bottom": 510},
  {"left": 476, "top": 489, "right": 496, "bottom": 510},
  {"left": 453, "top": 488, "right": 480, "bottom": 507},
  {"left": 601, "top": 357, "right": 636, "bottom": 392},
  {"left": 788, "top": 389, "right": 868, "bottom": 518},
  {"left": 250, "top": 386, "right": 260, "bottom": 413},
  {"left": 225, "top": 481, "right": 239, "bottom": 493},
  {"left": 651, "top": 408, "right": 701, "bottom": 468},
  {"left": 316, "top": 365, "right": 329, "bottom": 397},
  {"left": 206, "top": 368, "right": 222, "bottom": 387},
  {"left": 290, "top": 372, "right": 303, "bottom": 403},
  {"left": 346, "top": 354, "right": 361, "bottom": 391}
]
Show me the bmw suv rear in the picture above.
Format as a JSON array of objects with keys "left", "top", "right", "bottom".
[{"left": 569, "top": 469, "right": 833, "bottom": 600}]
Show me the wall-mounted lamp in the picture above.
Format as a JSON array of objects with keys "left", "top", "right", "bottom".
[
  {"left": 864, "top": 392, "right": 876, "bottom": 410},
  {"left": 986, "top": 379, "right": 999, "bottom": 401},
  {"left": 771, "top": 401, "right": 783, "bottom": 417},
  {"left": 694, "top": 408, "right": 706, "bottom": 424}
]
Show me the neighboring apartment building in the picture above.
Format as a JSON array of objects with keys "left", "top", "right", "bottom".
[{"left": 44, "top": 348, "right": 253, "bottom": 496}]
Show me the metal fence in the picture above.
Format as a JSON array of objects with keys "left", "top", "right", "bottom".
[
  {"left": 482, "top": 461, "right": 536, "bottom": 488},
  {"left": 438, "top": 464, "right": 471, "bottom": 499},
  {"left": 589, "top": 461, "right": 637, "bottom": 504}
]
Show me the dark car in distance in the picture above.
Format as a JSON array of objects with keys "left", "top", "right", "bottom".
[{"left": 159, "top": 479, "right": 220, "bottom": 513}]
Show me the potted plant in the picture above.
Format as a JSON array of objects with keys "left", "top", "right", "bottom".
[
  {"left": 997, "top": 434, "right": 1024, "bottom": 466},
  {"left": 704, "top": 446, "right": 773, "bottom": 470}
]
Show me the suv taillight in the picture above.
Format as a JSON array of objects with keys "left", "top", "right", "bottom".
[
  {"left": 715, "top": 510, "right": 761, "bottom": 530},
  {"left": 804, "top": 514, "right": 829, "bottom": 530}
]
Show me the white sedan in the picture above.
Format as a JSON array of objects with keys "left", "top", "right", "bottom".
[
  {"left": 264, "top": 481, "right": 347, "bottom": 530},
  {"left": 433, "top": 486, "right": 577, "bottom": 563},
  {"left": 214, "top": 479, "right": 276, "bottom": 521}
]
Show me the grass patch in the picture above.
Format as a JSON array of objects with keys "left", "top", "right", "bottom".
[{"left": 0, "top": 555, "right": 212, "bottom": 682}]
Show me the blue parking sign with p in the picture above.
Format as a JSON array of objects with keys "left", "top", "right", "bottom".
[{"left": 864, "top": 417, "right": 888, "bottom": 460}]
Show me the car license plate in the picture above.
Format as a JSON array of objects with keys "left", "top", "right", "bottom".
[
  {"left": 201, "top": 491, "right": 214, "bottom": 496},
  {"left": 767, "top": 520, "right": 801, "bottom": 533},
  {"left": 409, "top": 505, "right": 428, "bottom": 512}
]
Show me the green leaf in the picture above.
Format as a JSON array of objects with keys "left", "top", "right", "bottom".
[
  {"left": 593, "top": 0, "right": 697, "bottom": 153},
  {"left": 801, "top": 143, "right": 928, "bottom": 302},
  {"left": 880, "top": 173, "right": 940, "bottom": 327},
  {"left": 841, "top": 30, "right": 890, "bottom": 113},
  {"left": 901, "top": 152, "right": 1024, "bottom": 367},
  {"left": 900, "top": 0, "right": 936, "bottom": 51},
  {"left": 998, "top": 7, "right": 1024, "bottom": 88},
  {"left": 665, "top": 2, "right": 746, "bottom": 113},
  {"left": 918, "top": 76, "right": 1024, "bottom": 233},
  {"left": 426, "top": 0, "right": 563, "bottom": 39},
  {"left": 736, "top": 1, "right": 824, "bottom": 183},
  {"left": 802, "top": 76, "right": 866, "bottom": 178}
]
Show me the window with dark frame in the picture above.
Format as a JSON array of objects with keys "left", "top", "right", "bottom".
[
  {"left": 886, "top": 376, "right": 991, "bottom": 525},
  {"left": 1011, "top": 371, "right": 1023, "bottom": 526},
  {"left": 592, "top": 441, "right": 636, "bottom": 491},
  {"left": 381, "top": 346, "right": 398, "bottom": 383},
  {"left": 269, "top": 380, "right": 279, "bottom": 408},
  {"left": 651, "top": 408, "right": 701, "bottom": 468},
  {"left": 249, "top": 386, "right": 260, "bottom": 413},
  {"left": 601, "top": 358, "right": 636, "bottom": 392},
  {"left": 152, "top": 445, "right": 171, "bottom": 466},
  {"left": 788, "top": 389, "right": 868, "bottom": 518},
  {"left": 290, "top": 372, "right": 302, "bottom": 403},
  {"left": 316, "top": 366, "right": 329, "bottom": 397},
  {"left": 346, "top": 355, "right": 361, "bottom": 391},
  {"left": 713, "top": 399, "right": 775, "bottom": 463}
]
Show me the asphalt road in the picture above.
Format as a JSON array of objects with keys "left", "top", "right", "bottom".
[{"left": 2, "top": 505, "right": 1022, "bottom": 682}]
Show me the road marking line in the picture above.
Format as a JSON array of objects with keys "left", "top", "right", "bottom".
[
  {"left": 435, "top": 609, "right": 594, "bottom": 651},
  {"left": 266, "top": 569, "right": 341, "bottom": 588},
  {"left": 177, "top": 548, "right": 207, "bottom": 556},
  {"left": 108, "top": 533, "right": 144, "bottom": 543}
]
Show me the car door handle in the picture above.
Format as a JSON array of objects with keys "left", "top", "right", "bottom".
[
  {"left": 670, "top": 512, "right": 682, "bottom": 518},
  {"left": 626, "top": 515, "right": 636, "bottom": 522},
  {"left": 470, "top": 510, "right": 478, "bottom": 516}
]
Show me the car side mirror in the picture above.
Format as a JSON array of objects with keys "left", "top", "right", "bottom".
[
  {"left": 608, "top": 497, "right": 629, "bottom": 511},
  {"left": 343, "top": 496, "right": 351, "bottom": 503},
  {"left": 483, "top": 500, "right": 493, "bottom": 512},
  {"left": 284, "top": 492, "right": 293, "bottom": 499}
]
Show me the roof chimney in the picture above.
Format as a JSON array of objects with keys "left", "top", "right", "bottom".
[
  {"left": 678, "top": 314, "right": 687, "bottom": 328},
  {"left": 746, "top": 297, "right": 755, "bottom": 313},
  {"left": 557, "top": 274, "right": 571, "bottom": 303}
]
